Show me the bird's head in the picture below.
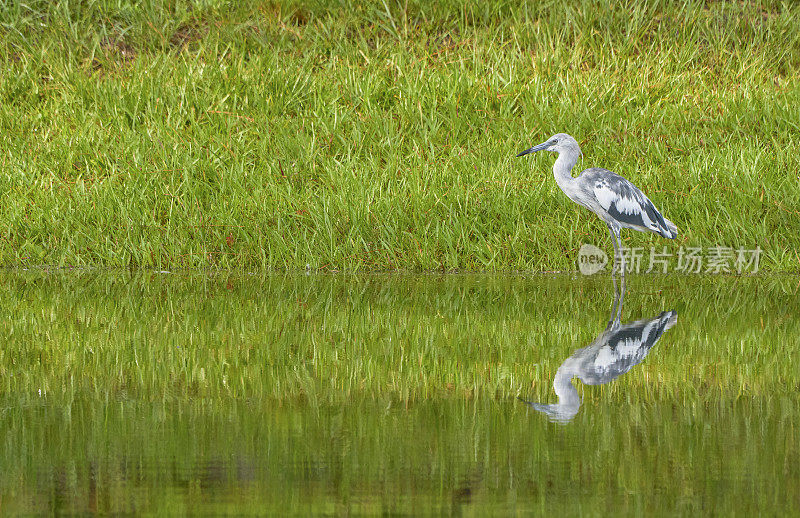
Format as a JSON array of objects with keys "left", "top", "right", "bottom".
[{"left": 516, "top": 133, "right": 581, "bottom": 157}]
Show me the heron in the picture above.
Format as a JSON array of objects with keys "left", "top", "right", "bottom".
[
  {"left": 516, "top": 133, "right": 677, "bottom": 273},
  {"left": 521, "top": 282, "right": 678, "bottom": 423}
]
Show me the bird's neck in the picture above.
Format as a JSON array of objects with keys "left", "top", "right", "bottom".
[
  {"left": 553, "top": 364, "right": 580, "bottom": 407},
  {"left": 552, "top": 152, "right": 579, "bottom": 190}
]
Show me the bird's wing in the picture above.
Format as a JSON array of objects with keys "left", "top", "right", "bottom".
[
  {"left": 589, "top": 310, "right": 677, "bottom": 381},
  {"left": 586, "top": 168, "right": 675, "bottom": 238}
]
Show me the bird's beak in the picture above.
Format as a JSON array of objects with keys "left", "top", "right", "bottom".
[{"left": 516, "top": 141, "right": 550, "bottom": 157}]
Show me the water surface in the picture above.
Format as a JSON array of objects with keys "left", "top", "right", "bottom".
[{"left": 1, "top": 272, "right": 798, "bottom": 514}]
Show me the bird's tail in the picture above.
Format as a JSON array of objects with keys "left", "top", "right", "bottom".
[{"left": 661, "top": 218, "right": 678, "bottom": 240}]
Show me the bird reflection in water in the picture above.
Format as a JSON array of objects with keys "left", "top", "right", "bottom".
[{"left": 524, "top": 280, "right": 677, "bottom": 423}]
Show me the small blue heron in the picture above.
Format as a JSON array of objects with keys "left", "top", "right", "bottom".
[
  {"left": 517, "top": 133, "right": 677, "bottom": 272},
  {"left": 522, "top": 282, "right": 678, "bottom": 423},
  {"left": 527, "top": 307, "right": 677, "bottom": 423}
]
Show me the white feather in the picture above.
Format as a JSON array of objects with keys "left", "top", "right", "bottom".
[{"left": 593, "top": 182, "right": 616, "bottom": 210}]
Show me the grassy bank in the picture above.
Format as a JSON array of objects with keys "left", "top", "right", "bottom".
[{"left": 1, "top": 1, "right": 799, "bottom": 271}]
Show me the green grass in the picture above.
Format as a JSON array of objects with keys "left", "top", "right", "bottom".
[{"left": 1, "top": 0, "right": 799, "bottom": 271}]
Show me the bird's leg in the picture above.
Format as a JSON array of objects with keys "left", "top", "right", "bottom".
[
  {"left": 606, "top": 223, "right": 623, "bottom": 328},
  {"left": 612, "top": 226, "right": 626, "bottom": 278},
  {"left": 608, "top": 274, "right": 620, "bottom": 329},
  {"left": 612, "top": 226, "right": 627, "bottom": 316},
  {"left": 607, "top": 224, "right": 620, "bottom": 274},
  {"left": 616, "top": 265, "right": 625, "bottom": 324},
  {"left": 607, "top": 247, "right": 626, "bottom": 329}
]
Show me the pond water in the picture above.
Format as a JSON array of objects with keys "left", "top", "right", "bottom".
[{"left": 1, "top": 272, "right": 798, "bottom": 514}]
